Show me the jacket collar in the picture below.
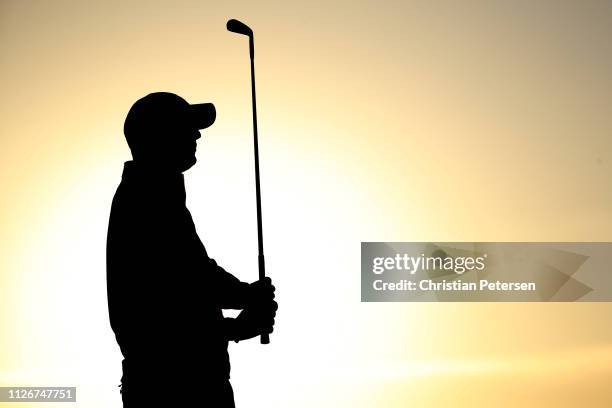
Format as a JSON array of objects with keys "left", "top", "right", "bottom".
[{"left": 121, "top": 161, "right": 186, "bottom": 202}]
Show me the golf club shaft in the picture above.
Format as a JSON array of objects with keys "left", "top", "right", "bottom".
[{"left": 249, "top": 36, "right": 270, "bottom": 345}]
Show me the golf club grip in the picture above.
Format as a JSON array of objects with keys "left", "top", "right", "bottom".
[{"left": 258, "top": 254, "right": 270, "bottom": 344}]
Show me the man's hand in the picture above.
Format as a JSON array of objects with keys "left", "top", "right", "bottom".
[
  {"left": 230, "top": 301, "right": 277, "bottom": 342},
  {"left": 246, "top": 277, "right": 276, "bottom": 307},
  {"left": 223, "top": 277, "right": 277, "bottom": 342}
]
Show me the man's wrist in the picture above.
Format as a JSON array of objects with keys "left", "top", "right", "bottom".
[{"left": 241, "top": 281, "right": 262, "bottom": 308}]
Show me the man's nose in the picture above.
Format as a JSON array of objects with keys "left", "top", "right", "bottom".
[{"left": 194, "top": 130, "right": 201, "bottom": 140}]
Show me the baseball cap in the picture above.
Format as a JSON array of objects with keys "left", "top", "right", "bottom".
[{"left": 124, "top": 92, "right": 216, "bottom": 139}]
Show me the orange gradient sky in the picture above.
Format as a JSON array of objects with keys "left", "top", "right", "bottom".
[{"left": 1, "top": 1, "right": 611, "bottom": 407}]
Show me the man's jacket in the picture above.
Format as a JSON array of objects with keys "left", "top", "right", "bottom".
[{"left": 106, "top": 161, "right": 248, "bottom": 383}]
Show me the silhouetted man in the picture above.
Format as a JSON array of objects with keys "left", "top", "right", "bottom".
[{"left": 107, "top": 92, "right": 277, "bottom": 407}]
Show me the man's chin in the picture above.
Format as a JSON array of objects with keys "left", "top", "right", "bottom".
[{"left": 180, "top": 157, "right": 197, "bottom": 172}]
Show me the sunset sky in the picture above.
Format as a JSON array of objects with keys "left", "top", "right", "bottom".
[{"left": 1, "top": 1, "right": 611, "bottom": 407}]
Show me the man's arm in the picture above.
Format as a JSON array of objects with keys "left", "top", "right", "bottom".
[
  {"left": 204, "top": 256, "right": 277, "bottom": 310},
  {"left": 204, "top": 256, "right": 250, "bottom": 309},
  {"left": 184, "top": 206, "right": 275, "bottom": 310},
  {"left": 221, "top": 299, "right": 277, "bottom": 343}
]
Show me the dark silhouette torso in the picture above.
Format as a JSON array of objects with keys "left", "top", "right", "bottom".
[{"left": 107, "top": 160, "right": 245, "bottom": 406}]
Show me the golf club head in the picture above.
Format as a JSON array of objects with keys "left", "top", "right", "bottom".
[{"left": 227, "top": 19, "right": 253, "bottom": 36}]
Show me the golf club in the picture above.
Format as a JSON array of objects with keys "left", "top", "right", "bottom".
[{"left": 227, "top": 18, "right": 270, "bottom": 345}]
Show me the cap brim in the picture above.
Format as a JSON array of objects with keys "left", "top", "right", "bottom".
[{"left": 189, "top": 103, "right": 216, "bottom": 129}]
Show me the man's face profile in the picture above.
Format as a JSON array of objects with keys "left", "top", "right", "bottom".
[
  {"left": 123, "top": 92, "right": 215, "bottom": 173},
  {"left": 163, "top": 124, "right": 202, "bottom": 172}
]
